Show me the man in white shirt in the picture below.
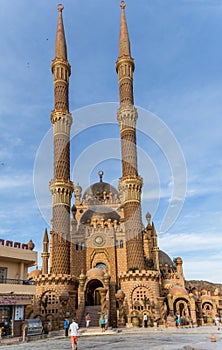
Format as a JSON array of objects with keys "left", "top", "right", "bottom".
[
  {"left": 69, "top": 318, "right": 79, "bottom": 350},
  {"left": 214, "top": 316, "right": 220, "bottom": 330}
]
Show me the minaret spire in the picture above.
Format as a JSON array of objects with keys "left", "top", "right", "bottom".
[
  {"left": 49, "top": 5, "right": 73, "bottom": 275},
  {"left": 55, "top": 4, "right": 67, "bottom": 60},
  {"left": 116, "top": 2, "right": 135, "bottom": 107},
  {"left": 119, "top": 1, "right": 131, "bottom": 58},
  {"left": 116, "top": 2, "right": 144, "bottom": 271}
]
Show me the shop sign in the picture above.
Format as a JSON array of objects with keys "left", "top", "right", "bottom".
[{"left": 0, "top": 295, "right": 32, "bottom": 305}]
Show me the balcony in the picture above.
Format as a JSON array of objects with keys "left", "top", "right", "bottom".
[
  {"left": 0, "top": 278, "right": 35, "bottom": 285},
  {"left": 0, "top": 278, "right": 36, "bottom": 296}
]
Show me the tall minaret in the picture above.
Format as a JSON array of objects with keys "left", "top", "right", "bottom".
[
  {"left": 49, "top": 4, "right": 73, "bottom": 274},
  {"left": 116, "top": 2, "right": 144, "bottom": 270},
  {"left": 41, "top": 228, "right": 49, "bottom": 275}
]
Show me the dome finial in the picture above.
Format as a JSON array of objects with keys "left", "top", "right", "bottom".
[
  {"left": 98, "top": 170, "right": 104, "bottom": 183},
  {"left": 57, "top": 4, "right": 64, "bottom": 12},
  {"left": 120, "top": 1, "right": 126, "bottom": 10}
]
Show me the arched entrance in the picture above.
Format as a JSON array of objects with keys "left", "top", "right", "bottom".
[
  {"left": 202, "top": 302, "right": 213, "bottom": 324},
  {"left": 174, "top": 298, "right": 191, "bottom": 326},
  {"left": 85, "top": 279, "right": 103, "bottom": 306}
]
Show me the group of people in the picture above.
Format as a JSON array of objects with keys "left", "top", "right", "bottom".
[
  {"left": 63, "top": 311, "right": 109, "bottom": 349},
  {"left": 100, "top": 312, "right": 109, "bottom": 332}
]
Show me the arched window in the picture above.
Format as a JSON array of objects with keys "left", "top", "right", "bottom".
[
  {"left": 81, "top": 242, "right": 85, "bottom": 251},
  {"left": 115, "top": 240, "right": 119, "bottom": 248},
  {"left": 120, "top": 240, "right": 124, "bottom": 248},
  {"left": 95, "top": 263, "right": 106, "bottom": 270},
  {"left": 76, "top": 243, "right": 79, "bottom": 251}
]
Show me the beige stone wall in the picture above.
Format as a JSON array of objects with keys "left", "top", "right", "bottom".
[
  {"left": 120, "top": 272, "right": 160, "bottom": 304},
  {"left": 0, "top": 245, "right": 37, "bottom": 272},
  {"left": 116, "top": 244, "right": 127, "bottom": 274},
  {"left": 30, "top": 274, "right": 78, "bottom": 329}
]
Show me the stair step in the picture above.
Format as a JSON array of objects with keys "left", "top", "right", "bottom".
[{"left": 79, "top": 305, "right": 101, "bottom": 327}]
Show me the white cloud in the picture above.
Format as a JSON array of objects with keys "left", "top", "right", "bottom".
[
  {"left": 0, "top": 175, "right": 32, "bottom": 190},
  {"left": 159, "top": 231, "right": 222, "bottom": 254}
]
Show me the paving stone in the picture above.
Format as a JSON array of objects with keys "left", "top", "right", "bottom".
[{"left": 0, "top": 327, "right": 221, "bottom": 350}]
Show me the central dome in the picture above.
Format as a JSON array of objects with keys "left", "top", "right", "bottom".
[
  {"left": 83, "top": 182, "right": 118, "bottom": 199},
  {"left": 83, "top": 171, "right": 119, "bottom": 200}
]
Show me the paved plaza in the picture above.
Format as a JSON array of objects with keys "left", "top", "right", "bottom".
[{"left": 0, "top": 327, "right": 222, "bottom": 350}]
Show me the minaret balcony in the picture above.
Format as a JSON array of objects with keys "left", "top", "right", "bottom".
[{"left": 117, "top": 106, "right": 138, "bottom": 130}]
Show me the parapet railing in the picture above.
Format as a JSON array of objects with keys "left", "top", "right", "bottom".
[{"left": 0, "top": 278, "right": 35, "bottom": 285}]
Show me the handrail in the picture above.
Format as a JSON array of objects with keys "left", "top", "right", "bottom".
[{"left": 0, "top": 278, "right": 35, "bottom": 285}]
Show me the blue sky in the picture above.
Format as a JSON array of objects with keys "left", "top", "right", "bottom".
[{"left": 0, "top": 0, "right": 222, "bottom": 282}]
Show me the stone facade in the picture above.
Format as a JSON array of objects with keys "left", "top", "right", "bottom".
[{"left": 27, "top": 3, "right": 222, "bottom": 330}]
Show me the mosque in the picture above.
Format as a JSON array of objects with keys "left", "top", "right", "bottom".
[{"left": 27, "top": 3, "right": 222, "bottom": 329}]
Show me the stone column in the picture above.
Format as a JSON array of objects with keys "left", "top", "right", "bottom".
[
  {"left": 115, "top": 290, "right": 126, "bottom": 327},
  {"left": 99, "top": 288, "right": 108, "bottom": 315},
  {"left": 196, "top": 299, "right": 203, "bottom": 326}
]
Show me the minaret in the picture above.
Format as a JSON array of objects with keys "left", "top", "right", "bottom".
[
  {"left": 49, "top": 4, "right": 73, "bottom": 274},
  {"left": 116, "top": 2, "right": 144, "bottom": 270},
  {"left": 41, "top": 228, "right": 49, "bottom": 275}
]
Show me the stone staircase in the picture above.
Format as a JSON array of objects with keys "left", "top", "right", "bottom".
[{"left": 79, "top": 305, "right": 101, "bottom": 328}]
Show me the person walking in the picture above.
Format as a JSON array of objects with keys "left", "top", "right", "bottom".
[
  {"left": 100, "top": 315, "right": 105, "bottom": 332},
  {"left": 214, "top": 316, "right": 220, "bottom": 330},
  {"left": 143, "top": 313, "right": 148, "bottom": 328},
  {"left": 176, "top": 314, "right": 181, "bottom": 328},
  {"left": 104, "top": 312, "right": 109, "bottom": 330},
  {"left": 69, "top": 318, "right": 79, "bottom": 350},
  {"left": 64, "top": 318, "right": 69, "bottom": 337},
  {"left": 85, "top": 312, "right": 91, "bottom": 328}
]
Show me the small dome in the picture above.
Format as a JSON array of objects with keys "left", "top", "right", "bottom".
[
  {"left": 28, "top": 269, "right": 42, "bottom": 279},
  {"left": 28, "top": 239, "right": 35, "bottom": 250},
  {"left": 169, "top": 286, "right": 188, "bottom": 297},
  {"left": 159, "top": 250, "right": 173, "bottom": 267},
  {"left": 174, "top": 257, "right": 183, "bottom": 264},
  {"left": 115, "top": 289, "right": 125, "bottom": 300},
  {"left": 80, "top": 206, "right": 120, "bottom": 224},
  {"left": 86, "top": 268, "right": 105, "bottom": 278}
]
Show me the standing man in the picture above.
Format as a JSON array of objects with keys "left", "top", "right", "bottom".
[
  {"left": 143, "top": 313, "right": 148, "bottom": 328},
  {"left": 214, "top": 315, "right": 220, "bottom": 330},
  {"left": 104, "top": 312, "right": 109, "bottom": 330},
  {"left": 64, "top": 318, "right": 69, "bottom": 337},
  {"left": 69, "top": 318, "right": 79, "bottom": 350}
]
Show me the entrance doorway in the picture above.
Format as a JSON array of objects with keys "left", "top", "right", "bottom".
[
  {"left": 85, "top": 279, "right": 103, "bottom": 306},
  {"left": 0, "top": 306, "right": 12, "bottom": 336}
]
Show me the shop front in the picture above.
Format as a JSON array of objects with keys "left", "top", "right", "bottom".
[{"left": 0, "top": 294, "right": 33, "bottom": 337}]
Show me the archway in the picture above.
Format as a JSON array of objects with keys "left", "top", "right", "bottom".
[
  {"left": 202, "top": 302, "right": 213, "bottom": 324},
  {"left": 85, "top": 279, "right": 103, "bottom": 306},
  {"left": 174, "top": 298, "right": 191, "bottom": 326}
]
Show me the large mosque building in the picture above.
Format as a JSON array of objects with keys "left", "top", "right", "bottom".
[{"left": 27, "top": 3, "right": 222, "bottom": 329}]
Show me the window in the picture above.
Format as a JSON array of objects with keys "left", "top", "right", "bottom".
[
  {"left": 132, "top": 287, "right": 150, "bottom": 311},
  {"left": 120, "top": 240, "right": 124, "bottom": 248},
  {"left": 0, "top": 268, "right": 7, "bottom": 282},
  {"left": 95, "top": 263, "right": 106, "bottom": 270},
  {"left": 115, "top": 240, "right": 119, "bottom": 248}
]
